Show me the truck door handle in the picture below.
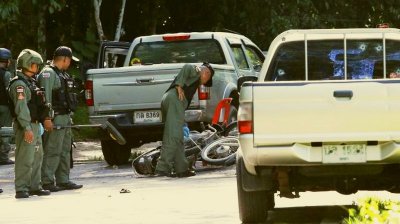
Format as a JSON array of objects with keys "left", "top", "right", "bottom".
[
  {"left": 333, "top": 90, "right": 353, "bottom": 98},
  {"left": 136, "top": 77, "right": 154, "bottom": 83}
]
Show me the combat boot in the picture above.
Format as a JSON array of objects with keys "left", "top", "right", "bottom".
[
  {"left": 29, "top": 189, "right": 51, "bottom": 196},
  {"left": 43, "top": 183, "right": 63, "bottom": 192},
  {"left": 176, "top": 170, "right": 196, "bottom": 178},
  {"left": 15, "top": 191, "right": 29, "bottom": 199},
  {"left": 57, "top": 181, "right": 83, "bottom": 190}
]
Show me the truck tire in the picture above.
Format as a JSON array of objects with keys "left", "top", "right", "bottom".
[
  {"left": 101, "top": 140, "right": 132, "bottom": 166},
  {"left": 237, "top": 156, "right": 273, "bottom": 223}
]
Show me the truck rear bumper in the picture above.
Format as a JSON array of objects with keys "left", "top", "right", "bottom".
[
  {"left": 89, "top": 109, "right": 205, "bottom": 142},
  {"left": 240, "top": 134, "right": 400, "bottom": 175},
  {"left": 89, "top": 109, "right": 205, "bottom": 125}
]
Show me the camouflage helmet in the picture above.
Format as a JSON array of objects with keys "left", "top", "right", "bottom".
[
  {"left": 0, "top": 48, "right": 11, "bottom": 62},
  {"left": 16, "top": 49, "right": 43, "bottom": 70}
]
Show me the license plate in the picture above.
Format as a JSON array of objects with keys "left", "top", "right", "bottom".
[
  {"left": 134, "top": 110, "right": 162, "bottom": 123},
  {"left": 322, "top": 144, "right": 366, "bottom": 163}
]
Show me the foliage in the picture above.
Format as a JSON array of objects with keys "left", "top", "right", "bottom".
[
  {"left": 2, "top": 0, "right": 400, "bottom": 138},
  {"left": 3, "top": 0, "right": 400, "bottom": 57},
  {"left": 71, "top": 28, "right": 99, "bottom": 62},
  {"left": 343, "top": 197, "right": 400, "bottom": 224},
  {"left": 72, "top": 104, "right": 99, "bottom": 141}
]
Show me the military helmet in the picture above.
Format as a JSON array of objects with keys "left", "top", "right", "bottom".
[
  {"left": 16, "top": 49, "right": 43, "bottom": 70},
  {"left": 0, "top": 48, "right": 11, "bottom": 62}
]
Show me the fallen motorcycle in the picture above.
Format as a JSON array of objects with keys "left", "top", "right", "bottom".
[
  {"left": 132, "top": 123, "right": 238, "bottom": 176},
  {"left": 132, "top": 98, "right": 239, "bottom": 176}
]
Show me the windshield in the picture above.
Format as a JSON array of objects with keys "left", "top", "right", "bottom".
[
  {"left": 129, "top": 39, "right": 226, "bottom": 66},
  {"left": 266, "top": 39, "right": 400, "bottom": 81}
]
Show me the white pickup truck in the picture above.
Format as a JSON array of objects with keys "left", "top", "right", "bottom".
[
  {"left": 85, "top": 32, "right": 264, "bottom": 165},
  {"left": 237, "top": 28, "right": 400, "bottom": 222}
]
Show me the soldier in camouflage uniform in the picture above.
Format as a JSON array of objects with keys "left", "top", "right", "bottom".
[
  {"left": 0, "top": 48, "right": 14, "bottom": 166},
  {"left": 9, "top": 49, "right": 51, "bottom": 198},
  {"left": 38, "top": 46, "right": 82, "bottom": 192},
  {"left": 155, "top": 63, "right": 214, "bottom": 178}
]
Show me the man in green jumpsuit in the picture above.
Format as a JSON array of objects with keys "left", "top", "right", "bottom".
[
  {"left": 38, "top": 46, "right": 82, "bottom": 192},
  {"left": 155, "top": 63, "right": 214, "bottom": 177},
  {"left": 9, "top": 49, "right": 51, "bottom": 198},
  {"left": 0, "top": 48, "right": 14, "bottom": 165}
]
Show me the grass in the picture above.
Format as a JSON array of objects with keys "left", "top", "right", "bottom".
[
  {"left": 72, "top": 104, "right": 99, "bottom": 141},
  {"left": 343, "top": 197, "right": 400, "bottom": 223}
]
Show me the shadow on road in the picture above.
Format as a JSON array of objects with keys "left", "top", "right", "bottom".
[{"left": 244, "top": 205, "right": 354, "bottom": 224}]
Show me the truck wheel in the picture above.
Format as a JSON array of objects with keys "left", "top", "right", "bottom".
[
  {"left": 101, "top": 140, "right": 132, "bottom": 166},
  {"left": 237, "top": 156, "right": 273, "bottom": 223}
]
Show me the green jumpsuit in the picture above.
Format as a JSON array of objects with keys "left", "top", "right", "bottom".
[
  {"left": 155, "top": 64, "right": 200, "bottom": 174},
  {"left": 0, "top": 68, "right": 12, "bottom": 163},
  {"left": 38, "top": 66, "right": 72, "bottom": 185},
  {"left": 9, "top": 72, "right": 44, "bottom": 192}
]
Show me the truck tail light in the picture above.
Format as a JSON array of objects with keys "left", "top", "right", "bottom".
[
  {"left": 238, "top": 102, "right": 253, "bottom": 134},
  {"left": 85, "top": 80, "right": 94, "bottom": 106},
  {"left": 162, "top": 34, "right": 190, "bottom": 41},
  {"left": 198, "top": 85, "right": 210, "bottom": 100}
]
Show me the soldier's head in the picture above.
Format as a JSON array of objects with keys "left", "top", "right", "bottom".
[
  {"left": 0, "top": 48, "right": 12, "bottom": 68},
  {"left": 53, "top": 46, "right": 79, "bottom": 70},
  {"left": 200, "top": 62, "right": 214, "bottom": 87},
  {"left": 16, "top": 49, "right": 43, "bottom": 76}
]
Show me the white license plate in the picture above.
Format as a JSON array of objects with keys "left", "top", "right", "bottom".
[
  {"left": 322, "top": 144, "right": 366, "bottom": 163},
  {"left": 134, "top": 110, "right": 162, "bottom": 123}
]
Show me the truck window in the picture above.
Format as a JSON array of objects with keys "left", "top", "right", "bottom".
[
  {"left": 266, "top": 39, "right": 400, "bottom": 81},
  {"left": 130, "top": 40, "right": 226, "bottom": 65},
  {"left": 266, "top": 41, "right": 305, "bottom": 81},
  {"left": 245, "top": 46, "right": 264, "bottom": 72},
  {"left": 103, "top": 47, "right": 128, "bottom": 68},
  {"left": 381, "top": 39, "right": 400, "bottom": 78},
  {"left": 231, "top": 45, "right": 250, "bottom": 70}
]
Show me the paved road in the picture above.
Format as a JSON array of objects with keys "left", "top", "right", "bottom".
[{"left": 1, "top": 142, "right": 399, "bottom": 224}]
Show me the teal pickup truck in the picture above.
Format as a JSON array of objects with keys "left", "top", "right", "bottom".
[{"left": 85, "top": 32, "right": 264, "bottom": 165}]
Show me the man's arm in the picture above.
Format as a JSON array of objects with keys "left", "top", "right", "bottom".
[
  {"left": 37, "top": 68, "right": 56, "bottom": 105},
  {"left": 9, "top": 82, "right": 32, "bottom": 131}
]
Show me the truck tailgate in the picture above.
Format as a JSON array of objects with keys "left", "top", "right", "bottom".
[
  {"left": 88, "top": 65, "right": 183, "bottom": 112},
  {"left": 253, "top": 80, "right": 400, "bottom": 145}
]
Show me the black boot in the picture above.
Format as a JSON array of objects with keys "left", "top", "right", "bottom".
[
  {"left": 57, "top": 181, "right": 83, "bottom": 190},
  {"left": 29, "top": 189, "right": 51, "bottom": 196},
  {"left": 43, "top": 183, "right": 63, "bottom": 192},
  {"left": 15, "top": 191, "right": 29, "bottom": 199},
  {"left": 176, "top": 170, "right": 196, "bottom": 178}
]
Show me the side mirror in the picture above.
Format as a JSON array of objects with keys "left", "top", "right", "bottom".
[
  {"left": 237, "top": 76, "right": 258, "bottom": 92},
  {"left": 253, "top": 64, "right": 262, "bottom": 72}
]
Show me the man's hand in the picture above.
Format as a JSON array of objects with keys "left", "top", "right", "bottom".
[
  {"left": 24, "top": 130, "right": 34, "bottom": 144},
  {"left": 176, "top": 85, "right": 185, "bottom": 101},
  {"left": 43, "top": 119, "right": 53, "bottom": 132}
]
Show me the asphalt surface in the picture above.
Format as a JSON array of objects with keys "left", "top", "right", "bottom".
[{"left": 1, "top": 141, "right": 400, "bottom": 224}]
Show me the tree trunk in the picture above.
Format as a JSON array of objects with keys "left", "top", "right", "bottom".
[
  {"left": 114, "top": 0, "right": 126, "bottom": 41},
  {"left": 37, "top": 4, "right": 47, "bottom": 59},
  {"left": 93, "top": 0, "right": 105, "bottom": 41}
]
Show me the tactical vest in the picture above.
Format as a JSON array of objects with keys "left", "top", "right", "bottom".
[
  {"left": 166, "top": 77, "right": 200, "bottom": 109},
  {"left": 0, "top": 68, "right": 9, "bottom": 105},
  {"left": 49, "top": 66, "right": 78, "bottom": 114},
  {"left": 8, "top": 75, "right": 48, "bottom": 122}
]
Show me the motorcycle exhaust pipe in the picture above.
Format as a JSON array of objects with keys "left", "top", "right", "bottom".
[{"left": 54, "top": 120, "right": 126, "bottom": 145}]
